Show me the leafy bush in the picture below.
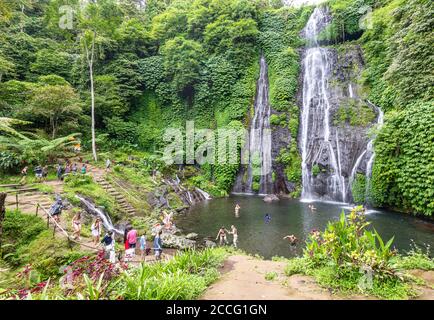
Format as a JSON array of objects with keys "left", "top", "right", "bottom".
[
  {"left": 286, "top": 206, "right": 421, "bottom": 299},
  {"left": 370, "top": 103, "right": 434, "bottom": 216},
  {"left": 312, "top": 164, "right": 320, "bottom": 177},
  {"left": 351, "top": 174, "right": 366, "bottom": 204},
  {"left": 393, "top": 243, "right": 434, "bottom": 271},
  {"left": 64, "top": 174, "right": 93, "bottom": 188},
  {"left": 0, "top": 151, "right": 22, "bottom": 173}
]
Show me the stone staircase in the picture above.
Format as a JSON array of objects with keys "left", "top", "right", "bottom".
[
  {"left": 95, "top": 176, "right": 136, "bottom": 216},
  {"left": 5, "top": 190, "right": 53, "bottom": 214}
]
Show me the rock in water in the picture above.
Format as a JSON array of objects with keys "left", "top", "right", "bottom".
[
  {"left": 205, "top": 240, "right": 216, "bottom": 248},
  {"left": 263, "top": 194, "right": 279, "bottom": 203},
  {"left": 185, "top": 232, "right": 198, "bottom": 240},
  {"left": 161, "top": 233, "right": 196, "bottom": 249}
]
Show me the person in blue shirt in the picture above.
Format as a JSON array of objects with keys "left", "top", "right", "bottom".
[
  {"left": 139, "top": 234, "right": 148, "bottom": 260},
  {"left": 264, "top": 213, "right": 271, "bottom": 224}
]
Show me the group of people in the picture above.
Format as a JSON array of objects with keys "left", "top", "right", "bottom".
[
  {"left": 216, "top": 225, "right": 238, "bottom": 247},
  {"left": 57, "top": 162, "right": 88, "bottom": 180},
  {"left": 20, "top": 165, "right": 48, "bottom": 184},
  {"left": 90, "top": 219, "right": 164, "bottom": 263}
]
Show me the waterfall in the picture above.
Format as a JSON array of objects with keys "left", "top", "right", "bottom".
[
  {"left": 196, "top": 188, "right": 211, "bottom": 200},
  {"left": 348, "top": 84, "right": 354, "bottom": 98},
  {"left": 187, "top": 191, "right": 193, "bottom": 204},
  {"left": 365, "top": 101, "right": 384, "bottom": 201},
  {"left": 349, "top": 150, "right": 367, "bottom": 186},
  {"left": 233, "top": 55, "right": 273, "bottom": 195},
  {"left": 76, "top": 195, "right": 123, "bottom": 235},
  {"left": 300, "top": 7, "right": 346, "bottom": 202}
]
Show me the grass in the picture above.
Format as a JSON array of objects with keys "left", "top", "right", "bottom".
[
  {"left": 265, "top": 272, "right": 278, "bottom": 281},
  {"left": 0, "top": 172, "right": 58, "bottom": 185},
  {"left": 63, "top": 174, "right": 123, "bottom": 221},
  {"left": 284, "top": 258, "right": 417, "bottom": 300},
  {"left": 0, "top": 210, "right": 88, "bottom": 290},
  {"left": 284, "top": 250, "right": 433, "bottom": 300},
  {"left": 20, "top": 247, "right": 229, "bottom": 300},
  {"left": 114, "top": 248, "right": 227, "bottom": 300},
  {"left": 392, "top": 245, "right": 434, "bottom": 271}
]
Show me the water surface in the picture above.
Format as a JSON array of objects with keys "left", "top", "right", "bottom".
[{"left": 177, "top": 196, "right": 434, "bottom": 259}]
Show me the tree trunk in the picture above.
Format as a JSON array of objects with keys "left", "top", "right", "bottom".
[
  {"left": 0, "top": 193, "right": 6, "bottom": 257},
  {"left": 84, "top": 32, "right": 98, "bottom": 162},
  {"left": 51, "top": 117, "right": 56, "bottom": 139},
  {"left": 90, "top": 59, "right": 97, "bottom": 162}
]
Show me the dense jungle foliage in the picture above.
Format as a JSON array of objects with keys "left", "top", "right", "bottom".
[
  {"left": 325, "top": 0, "right": 434, "bottom": 216},
  {"left": 0, "top": 0, "right": 433, "bottom": 215}
]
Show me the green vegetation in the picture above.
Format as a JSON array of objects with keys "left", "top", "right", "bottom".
[
  {"left": 0, "top": 210, "right": 86, "bottom": 289},
  {"left": 2, "top": 247, "right": 227, "bottom": 300},
  {"left": 351, "top": 173, "right": 366, "bottom": 204},
  {"left": 63, "top": 174, "right": 122, "bottom": 221},
  {"left": 276, "top": 145, "right": 302, "bottom": 197},
  {"left": 333, "top": 99, "right": 376, "bottom": 127},
  {"left": 370, "top": 103, "right": 434, "bottom": 215},
  {"left": 115, "top": 248, "right": 227, "bottom": 300},
  {"left": 362, "top": 0, "right": 434, "bottom": 216},
  {"left": 321, "top": 0, "right": 434, "bottom": 216},
  {"left": 265, "top": 271, "right": 278, "bottom": 281},
  {"left": 285, "top": 207, "right": 433, "bottom": 299},
  {"left": 312, "top": 164, "right": 320, "bottom": 177}
]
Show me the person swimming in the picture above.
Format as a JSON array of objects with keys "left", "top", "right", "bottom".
[
  {"left": 235, "top": 204, "right": 240, "bottom": 218},
  {"left": 283, "top": 234, "right": 298, "bottom": 246},
  {"left": 264, "top": 214, "right": 271, "bottom": 224},
  {"left": 308, "top": 204, "right": 317, "bottom": 212}
]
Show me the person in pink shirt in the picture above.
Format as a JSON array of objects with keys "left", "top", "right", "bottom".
[{"left": 127, "top": 228, "right": 138, "bottom": 254}]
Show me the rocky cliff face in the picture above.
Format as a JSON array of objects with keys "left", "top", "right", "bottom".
[
  {"left": 296, "top": 6, "right": 379, "bottom": 203},
  {"left": 297, "top": 43, "right": 379, "bottom": 202}
]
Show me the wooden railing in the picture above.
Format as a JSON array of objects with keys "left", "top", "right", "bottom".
[
  {"left": 1, "top": 184, "right": 38, "bottom": 211},
  {"left": 35, "top": 202, "right": 99, "bottom": 252}
]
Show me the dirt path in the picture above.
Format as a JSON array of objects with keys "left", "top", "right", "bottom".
[
  {"left": 201, "top": 255, "right": 337, "bottom": 300},
  {"left": 201, "top": 255, "right": 434, "bottom": 300}
]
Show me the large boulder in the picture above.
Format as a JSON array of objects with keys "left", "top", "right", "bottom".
[
  {"left": 161, "top": 233, "right": 196, "bottom": 250},
  {"left": 204, "top": 240, "right": 216, "bottom": 248},
  {"left": 185, "top": 232, "right": 198, "bottom": 240},
  {"left": 263, "top": 194, "right": 280, "bottom": 203}
]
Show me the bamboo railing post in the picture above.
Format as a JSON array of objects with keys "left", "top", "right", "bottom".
[
  {"left": 47, "top": 214, "right": 49, "bottom": 228},
  {"left": 53, "top": 223, "right": 56, "bottom": 238},
  {"left": 15, "top": 193, "right": 18, "bottom": 210},
  {"left": 35, "top": 203, "right": 39, "bottom": 216}
]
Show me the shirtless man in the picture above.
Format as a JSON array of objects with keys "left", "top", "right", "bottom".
[
  {"left": 235, "top": 204, "right": 240, "bottom": 218},
  {"left": 283, "top": 234, "right": 298, "bottom": 246},
  {"left": 228, "top": 225, "right": 238, "bottom": 248}
]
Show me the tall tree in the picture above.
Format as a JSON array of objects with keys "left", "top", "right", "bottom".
[
  {"left": 77, "top": 0, "right": 123, "bottom": 161},
  {"left": 27, "top": 83, "right": 82, "bottom": 138},
  {"left": 82, "top": 30, "right": 98, "bottom": 161}
]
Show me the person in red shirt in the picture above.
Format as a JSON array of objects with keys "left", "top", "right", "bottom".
[{"left": 127, "top": 228, "right": 138, "bottom": 253}]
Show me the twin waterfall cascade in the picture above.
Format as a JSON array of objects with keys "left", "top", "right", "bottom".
[
  {"left": 299, "top": 7, "right": 383, "bottom": 203},
  {"left": 300, "top": 7, "right": 346, "bottom": 202},
  {"left": 233, "top": 56, "right": 273, "bottom": 195}
]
